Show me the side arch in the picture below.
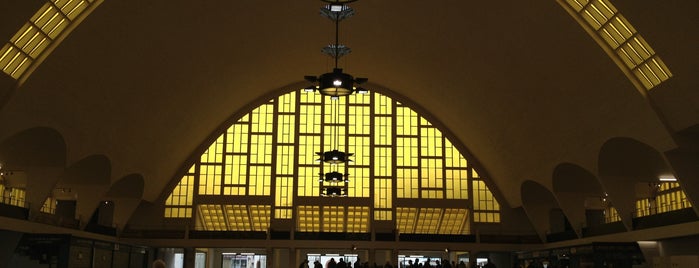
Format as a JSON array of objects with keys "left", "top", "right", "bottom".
[
  {"left": 598, "top": 137, "right": 676, "bottom": 229},
  {"left": 552, "top": 162, "right": 605, "bottom": 236},
  {"left": 58, "top": 154, "right": 111, "bottom": 229},
  {"left": 106, "top": 173, "right": 144, "bottom": 231},
  {"left": 521, "top": 180, "right": 569, "bottom": 242},
  {"left": 0, "top": 127, "right": 66, "bottom": 214}
]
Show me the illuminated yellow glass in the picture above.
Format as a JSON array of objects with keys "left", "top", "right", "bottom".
[
  {"left": 276, "top": 146, "right": 295, "bottom": 175},
  {"left": 198, "top": 165, "right": 221, "bottom": 195},
  {"left": 346, "top": 206, "right": 370, "bottom": 233},
  {"left": 249, "top": 166, "right": 271, "bottom": 196},
  {"left": 375, "top": 116, "right": 392, "bottom": 145},
  {"left": 298, "top": 166, "right": 320, "bottom": 197},
  {"left": 201, "top": 135, "right": 224, "bottom": 163},
  {"left": 251, "top": 104, "right": 274, "bottom": 133},
  {"left": 563, "top": 0, "right": 672, "bottom": 91},
  {"left": 166, "top": 90, "right": 500, "bottom": 234},
  {"left": 277, "top": 114, "right": 295, "bottom": 144},
  {"left": 250, "top": 134, "right": 272, "bottom": 164},
  {"left": 198, "top": 204, "right": 227, "bottom": 231},
  {"left": 397, "top": 168, "right": 419, "bottom": 198},
  {"left": 297, "top": 206, "right": 321, "bottom": 232},
  {"left": 604, "top": 206, "right": 621, "bottom": 223},
  {"left": 348, "top": 105, "right": 370, "bottom": 135},
  {"left": 225, "top": 205, "right": 252, "bottom": 231},
  {"left": 349, "top": 136, "right": 370, "bottom": 166},
  {"left": 374, "top": 210, "right": 392, "bottom": 221},
  {"left": 397, "top": 137, "right": 418, "bottom": 167},
  {"left": 374, "top": 178, "right": 392, "bottom": 209},
  {"left": 348, "top": 167, "right": 370, "bottom": 197},
  {"left": 41, "top": 196, "right": 57, "bottom": 214},
  {"left": 277, "top": 91, "right": 296, "bottom": 113},
  {"left": 374, "top": 147, "right": 392, "bottom": 177},
  {"left": 275, "top": 177, "right": 293, "bottom": 208},
  {"left": 396, "top": 107, "right": 418, "bottom": 136}
]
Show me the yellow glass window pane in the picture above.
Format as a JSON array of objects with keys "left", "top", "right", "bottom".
[
  {"left": 420, "top": 158, "right": 443, "bottom": 189},
  {"left": 275, "top": 145, "right": 294, "bottom": 175},
  {"left": 374, "top": 93, "right": 392, "bottom": 115},
  {"left": 249, "top": 165, "right": 271, "bottom": 196},
  {"left": 346, "top": 206, "right": 369, "bottom": 233},
  {"left": 275, "top": 208, "right": 292, "bottom": 220},
  {"left": 396, "top": 107, "right": 418, "bottom": 136},
  {"left": 277, "top": 114, "right": 295, "bottom": 144},
  {"left": 297, "top": 206, "right": 321, "bottom": 232},
  {"left": 250, "top": 205, "right": 271, "bottom": 231},
  {"left": 374, "top": 210, "right": 392, "bottom": 221},
  {"left": 374, "top": 147, "right": 392, "bottom": 177},
  {"left": 396, "top": 207, "right": 418, "bottom": 233},
  {"left": 227, "top": 123, "right": 249, "bottom": 153},
  {"left": 224, "top": 155, "right": 247, "bottom": 186},
  {"left": 0, "top": 46, "right": 33, "bottom": 79},
  {"left": 12, "top": 24, "right": 46, "bottom": 56},
  {"left": 298, "top": 166, "right": 320, "bottom": 197},
  {"left": 225, "top": 205, "right": 251, "bottom": 231},
  {"left": 348, "top": 105, "right": 370, "bottom": 135},
  {"left": 277, "top": 91, "right": 296, "bottom": 113},
  {"left": 198, "top": 165, "right": 222, "bottom": 195},
  {"left": 322, "top": 206, "right": 345, "bottom": 232},
  {"left": 397, "top": 168, "right": 418, "bottom": 198},
  {"left": 374, "top": 178, "right": 392, "bottom": 208},
  {"left": 375, "top": 116, "right": 392, "bottom": 145},
  {"left": 446, "top": 169, "right": 469, "bottom": 199},
  {"left": 251, "top": 104, "right": 274, "bottom": 133},
  {"left": 414, "top": 208, "right": 441, "bottom": 233},
  {"left": 349, "top": 136, "right": 370, "bottom": 166},
  {"left": 348, "top": 167, "right": 370, "bottom": 197},
  {"left": 275, "top": 177, "right": 293, "bottom": 207},
  {"left": 201, "top": 135, "right": 224, "bottom": 163},
  {"left": 298, "top": 135, "right": 320, "bottom": 165},
  {"left": 397, "top": 137, "right": 418, "bottom": 167},
  {"left": 565, "top": 0, "right": 589, "bottom": 12},
  {"left": 323, "top": 125, "right": 346, "bottom": 152},
  {"left": 250, "top": 134, "right": 272, "bottom": 164},
  {"left": 300, "top": 89, "right": 322, "bottom": 103}
]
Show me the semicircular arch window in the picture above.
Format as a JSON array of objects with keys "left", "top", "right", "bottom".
[{"left": 164, "top": 90, "right": 500, "bottom": 234}]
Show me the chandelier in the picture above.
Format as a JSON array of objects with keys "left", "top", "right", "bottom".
[
  {"left": 317, "top": 98, "right": 351, "bottom": 197},
  {"left": 304, "top": 0, "right": 368, "bottom": 97}
]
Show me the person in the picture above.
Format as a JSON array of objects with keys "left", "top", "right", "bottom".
[
  {"left": 442, "top": 259, "right": 452, "bottom": 268},
  {"left": 424, "top": 258, "right": 432, "bottom": 268},
  {"left": 300, "top": 259, "right": 310, "bottom": 268},
  {"left": 152, "top": 259, "right": 166, "bottom": 268},
  {"left": 338, "top": 258, "right": 348, "bottom": 268},
  {"left": 457, "top": 261, "right": 467, "bottom": 268},
  {"left": 384, "top": 261, "right": 394, "bottom": 268},
  {"left": 314, "top": 260, "right": 323, "bottom": 268},
  {"left": 407, "top": 260, "right": 414, "bottom": 268},
  {"left": 484, "top": 259, "right": 496, "bottom": 268},
  {"left": 328, "top": 258, "right": 337, "bottom": 268},
  {"left": 355, "top": 257, "right": 362, "bottom": 268}
]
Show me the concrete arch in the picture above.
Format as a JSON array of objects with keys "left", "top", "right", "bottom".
[
  {"left": 58, "top": 154, "right": 112, "bottom": 228},
  {"left": 0, "top": 127, "right": 66, "bottom": 214},
  {"left": 597, "top": 137, "right": 674, "bottom": 230},
  {"left": 521, "top": 180, "right": 567, "bottom": 242},
  {"left": 105, "top": 173, "right": 144, "bottom": 231},
  {"left": 552, "top": 163, "right": 604, "bottom": 236}
]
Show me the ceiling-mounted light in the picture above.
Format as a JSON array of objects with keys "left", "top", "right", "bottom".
[
  {"left": 319, "top": 171, "right": 350, "bottom": 183},
  {"left": 304, "top": 0, "right": 368, "bottom": 98},
  {"left": 316, "top": 149, "right": 353, "bottom": 164},
  {"left": 321, "top": 187, "right": 347, "bottom": 197}
]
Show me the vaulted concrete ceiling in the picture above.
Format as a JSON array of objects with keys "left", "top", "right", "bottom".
[{"left": 0, "top": 0, "right": 696, "bottom": 207}]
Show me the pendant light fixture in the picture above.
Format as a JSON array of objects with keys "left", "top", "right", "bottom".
[
  {"left": 304, "top": 0, "right": 368, "bottom": 97},
  {"left": 318, "top": 97, "right": 350, "bottom": 197}
]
